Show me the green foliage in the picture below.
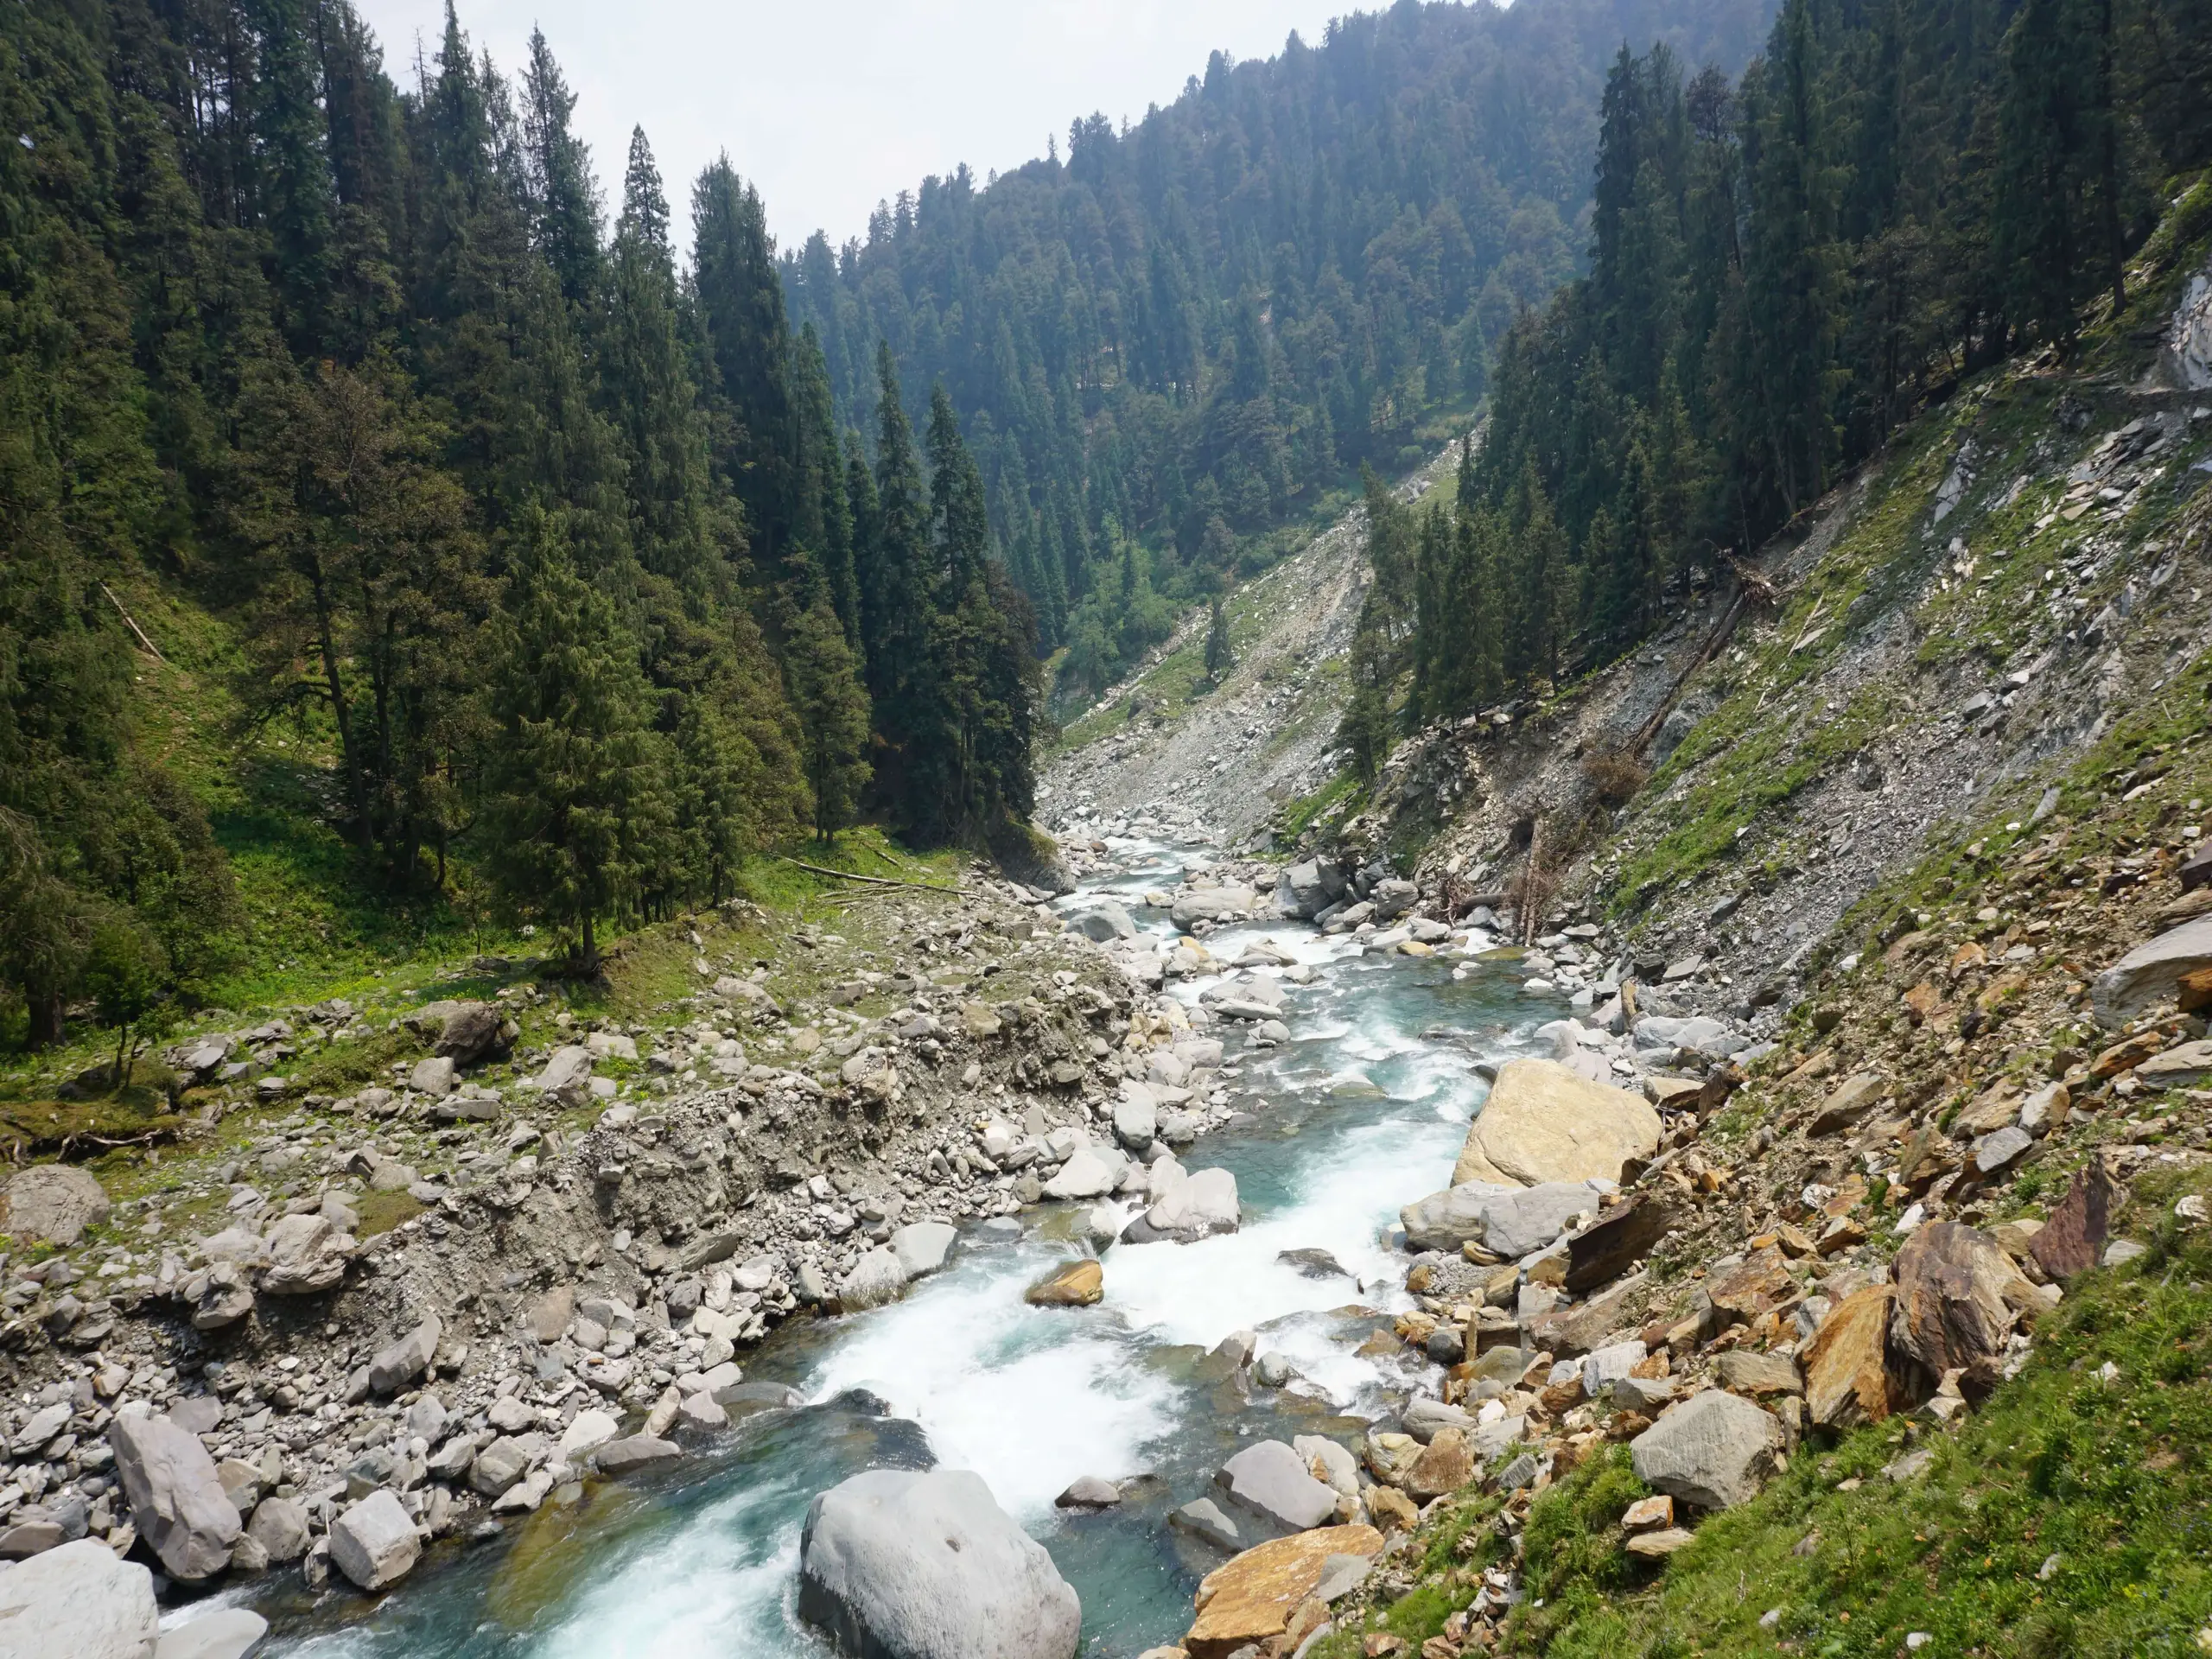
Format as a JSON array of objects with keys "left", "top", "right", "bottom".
[
  {"left": 780, "top": 0, "right": 1778, "bottom": 642},
  {"left": 1408, "top": 0, "right": 2188, "bottom": 726},
  {"left": 0, "top": 0, "right": 1053, "bottom": 1053},
  {"left": 1203, "top": 594, "right": 1234, "bottom": 684},
  {"left": 478, "top": 516, "right": 670, "bottom": 969},
  {"left": 785, "top": 594, "right": 873, "bottom": 842}
]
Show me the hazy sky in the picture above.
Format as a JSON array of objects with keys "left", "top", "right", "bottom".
[{"left": 353, "top": 1, "right": 1344, "bottom": 253}]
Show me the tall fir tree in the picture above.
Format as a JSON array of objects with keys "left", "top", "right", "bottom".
[{"left": 480, "top": 512, "right": 671, "bottom": 971}]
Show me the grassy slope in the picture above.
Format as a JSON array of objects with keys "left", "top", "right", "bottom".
[{"left": 1316, "top": 1165, "right": 2212, "bottom": 1659}]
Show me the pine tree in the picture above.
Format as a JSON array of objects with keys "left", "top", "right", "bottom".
[
  {"left": 601, "top": 126, "right": 724, "bottom": 588},
  {"left": 693, "top": 157, "right": 798, "bottom": 579},
  {"left": 784, "top": 595, "right": 874, "bottom": 842},
  {"left": 520, "top": 28, "right": 605, "bottom": 313},
  {"left": 1204, "top": 594, "right": 1234, "bottom": 684},
  {"left": 480, "top": 513, "right": 671, "bottom": 971}
]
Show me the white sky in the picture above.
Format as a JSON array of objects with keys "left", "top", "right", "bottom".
[{"left": 353, "top": 1, "right": 1346, "bottom": 254}]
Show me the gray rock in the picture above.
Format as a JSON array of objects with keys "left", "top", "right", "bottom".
[
  {"left": 154, "top": 1607, "right": 269, "bottom": 1659},
  {"left": 110, "top": 1412, "right": 242, "bottom": 1581},
  {"left": 799, "top": 1468, "right": 1081, "bottom": 1659},
  {"left": 1972, "top": 1125, "right": 2035, "bottom": 1175},
  {"left": 1215, "top": 1440, "right": 1340, "bottom": 1530},
  {"left": 1400, "top": 1179, "right": 1600, "bottom": 1257},
  {"left": 534, "top": 1044, "right": 594, "bottom": 1107},
  {"left": 1041, "top": 1147, "right": 1122, "bottom": 1201},
  {"left": 2092, "top": 916, "right": 2212, "bottom": 1027},
  {"left": 1582, "top": 1339, "right": 1648, "bottom": 1395},
  {"left": 1370, "top": 878, "right": 1419, "bottom": 920},
  {"left": 1294, "top": 1436, "right": 1360, "bottom": 1498},
  {"left": 246, "top": 1497, "right": 311, "bottom": 1562},
  {"left": 1404, "top": 1396, "right": 1478, "bottom": 1444},
  {"left": 1, "top": 1164, "right": 110, "bottom": 1246},
  {"left": 0, "top": 1537, "right": 157, "bottom": 1659},
  {"left": 0, "top": 1522, "right": 62, "bottom": 1559},
  {"left": 1314, "top": 1552, "right": 1374, "bottom": 1603},
  {"left": 468, "top": 1435, "right": 537, "bottom": 1497},
  {"left": 1053, "top": 1477, "right": 1121, "bottom": 1509},
  {"left": 434, "top": 1001, "right": 510, "bottom": 1065},
  {"left": 594, "top": 1435, "right": 683, "bottom": 1476},
  {"left": 259, "top": 1211, "right": 351, "bottom": 1295},
  {"left": 1169, "top": 1497, "right": 1243, "bottom": 1552},
  {"left": 1131, "top": 1167, "right": 1239, "bottom": 1243},
  {"left": 838, "top": 1249, "right": 911, "bottom": 1312},
  {"left": 888, "top": 1222, "right": 957, "bottom": 1281},
  {"left": 1630, "top": 1389, "right": 1785, "bottom": 1510},
  {"left": 1065, "top": 902, "right": 1137, "bottom": 943},
  {"left": 369, "top": 1315, "right": 441, "bottom": 1394},
  {"left": 408, "top": 1056, "right": 456, "bottom": 1097},
  {"left": 404, "top": 1394, "right": 449, "bottom": 1445},
  {"left": 1112, "top": 1093, "right": 1158, "bottom": 1152},
  {"left": 329, "top": 1488, "right": 420, "bottom": 1591}
]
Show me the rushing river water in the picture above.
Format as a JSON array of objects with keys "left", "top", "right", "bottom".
[{"left": 236, "top": 837, "right": 1541, "bottom": 1658}]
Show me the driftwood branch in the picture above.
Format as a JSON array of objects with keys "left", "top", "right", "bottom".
[
  {"left": 100, "top": 583, "right": 166, "bottom": 663},
  {"left": 780, "top": 857, "right": 962, "bottom": 895}
]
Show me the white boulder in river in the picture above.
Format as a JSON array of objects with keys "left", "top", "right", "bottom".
[
  {"left": 0, "top": 1538, "right": 157, "bottom": 1659},
  {"left": 1122, "top": 1166, "right": 1239, "bottom": 1243},
  {"left": 798, "top": 1468, "right": 1082, "bottom": 1659},
  {"left": 1452, "top": 1058, "right": 1661, "bottom": 1187}
]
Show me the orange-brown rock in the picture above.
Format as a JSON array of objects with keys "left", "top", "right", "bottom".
[
  {"left": 1708, "top": 1245, "right": 1795, "bottom": 1327},
  {"left": 1803, "top": 1285, "right": 1909, "bottom": 1428},
  {"left": 1183, "top": 1524, "right": 1383, "bottom": 1659},
  {"left": 1402, "top": 1427, "right": 1476, "bottom": 1502},
  {"left": 1025, "top": 1260, "right": 1103, "bottom": 1306}
]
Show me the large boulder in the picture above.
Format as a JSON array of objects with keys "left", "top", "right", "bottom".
[
  {"left": 1890, "top": 1222, "right": 2040, "bottom": 1385},
  {"left": 329, "top": 1488, "right": 420, "bottom": 1591},
  {"left": 152, "top": 1608, "right": 269, "bottom": 1659},
  {"left": 0, "top": 1537, "right": 158, "bottom": 1659},
  {"left": 2031, "top": 1157, "right": 2120, "bottom": 1280},
  {"left": 838, "top": 1249, "right": 911, "bottom": 1313},
  {"left": 1171, "top": 888, "right": 1252, "bottom": 928},
  {"left": 258, "top": 1212, "right": 353, "bottom": 1295},
  {"left": 1370, "top": 878, "right": 1419, "bottom": 921},
  {"left": 2092, "top": 915, "right": 2212, "bottom": 1027},
  {"left": 889, "top": 1223, "right": 957, "bottom": 1281},
  {"left": 1215, "top": 1440, "right": 1340, "bottom": 1531},
  {"left": 1276, "top": 861, "right": 1341, "bottom": 920},
  {"left": 1128, "top": 1168, "right": 1240, "bottom": 1243},
  {"left": 1802, "top": 1285, "right": 1908, "bottom": 1428},
  {"left": 798, "top": 1468, "right": 1080, "bottom": 1659},
  {"left": 1629, "top": 1389, "right": 1783, "bottom": 1510},
  {"left": 110, "top": 1412, "right": 242, "bottom": 1581},
  {"left": 1065, "top": 902, "right": 1137, "bottom": 943},
  {"left": 1041, "top": 1147, "right": 1122, "bottom": 1201},
  {"left": 534, "top": 1045, "right": 594, "bottom": 1107},
  {"left": 1400, "top": 1179, "right": 1605, "bottom": 1258},
  {"left": 368, "top": 1316, "right": 441, "bottom": 1394},
  {"left": 434, "top": 1000, "right": 512, "bottom": 1065},
  {"left": 1182, "top": 1525, "right": 1383, "bottom": 1659},
  {"left": 1, "top": 1164, "right": 110, "bottom": 1246},
  {"left": 1452, "top": 1060, "right": 1661, "bottom": 1188}
]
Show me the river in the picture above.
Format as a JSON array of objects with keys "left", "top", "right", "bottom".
[{"left": 240, "top": 836, "right": 1536, "bottom": 1658}]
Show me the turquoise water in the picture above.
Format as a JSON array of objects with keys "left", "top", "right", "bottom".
[{"left": 241, "top": 842, "right": 1539, "bottom": 1658}]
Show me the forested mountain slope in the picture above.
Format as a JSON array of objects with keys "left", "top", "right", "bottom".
[
  {"left": 782, "top": 0, "right": 1777, "bottom": 695},
  {"left": 0, "top": 0, "right": 1035, "bottom": 1047}
]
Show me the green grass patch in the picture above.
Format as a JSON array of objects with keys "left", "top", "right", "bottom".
[{"left": 1334, "top": 1166, "right": 2212, "bottom": 1659}]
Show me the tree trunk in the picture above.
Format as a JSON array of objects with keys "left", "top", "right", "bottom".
[
  {"left": 581, "top": 911, "right": 597, "bottom": 975},
  {"left": 26, "top": 992, "right": 63, "bottom": 1050}
]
